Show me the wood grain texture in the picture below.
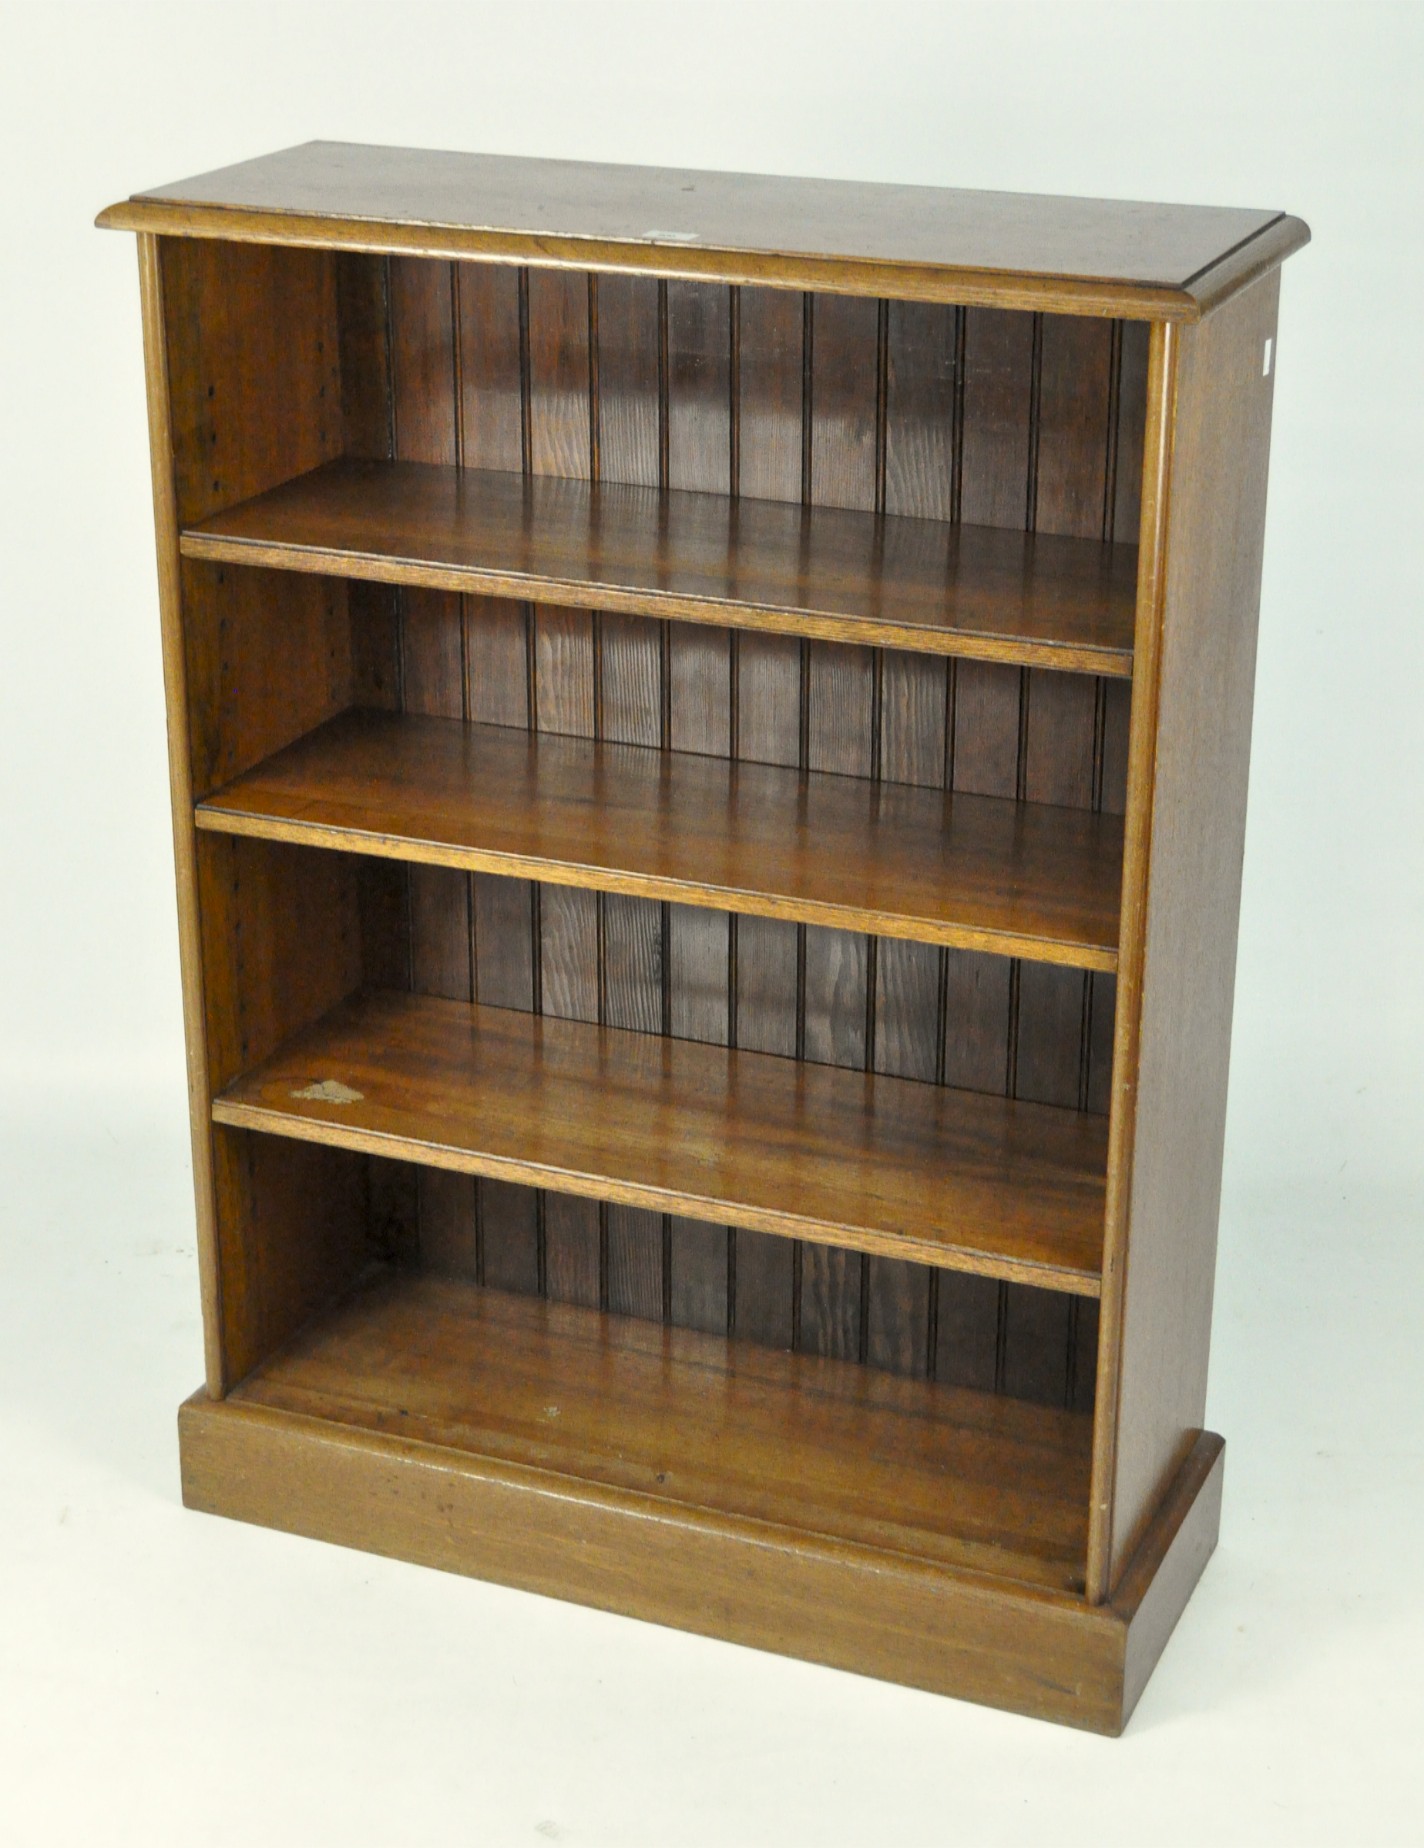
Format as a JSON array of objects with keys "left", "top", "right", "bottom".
[
  {"left": 100, "top": 142, "right": 1308, "bottom": 321},
  {"left": 181, "top": 459, "right": 1139, "bottom": 675},
  {"left": 213, "top": 988, "right": 1109, "bottom": 1293},
  {"left": 1093, "top": 277, "right": 1282, "bottom": 1593},
  {"left": 196, "top": 709, "right": 1123, "bottom": 968},
  {"left": 177, "top": 1277, "right": 1226, "bottom": 1730}
]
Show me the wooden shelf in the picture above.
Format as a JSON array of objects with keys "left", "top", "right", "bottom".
[
  {"left": 196, "top": 710, "right": 1124, "bottom": 970},
  {"left": 225, "top": 1268, "right": 1094, "bottom": 1591},
  {"left": 180, "top": 460, "right": 1139, "bottom": 676},
  {"left": 213, "top": 988, "right": 1109, "bottom": 1294}
]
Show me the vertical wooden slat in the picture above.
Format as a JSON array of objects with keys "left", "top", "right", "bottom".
[
  {"left": 480, "top": 1179, "right": 541, "bottom": 1294},
  {"left": 389, "top": 257, "right": 458, "bottom": 464},
  {"left": 885, "top": 300, "right": 958, "bottom": 521},
  {"left": 739, "top": 287, "right": 802, "bottom": 503},
  {"left": 540, "top": 865, "right": 598, "bottom": 1292},
  {"left": 1001, "top": 1285, "right": 1074, "bottom": 1406},
  {"left": 666, "top": 896, "right": 731, "bottom": 1333},
  {"left": 531, "top": 589, "right": 598, "bottom": 1305},
  {"left": 809, "top": 293, "right": 878, "bottom": 512},
  {"left": 601, "top": 614, "right": 662, "bottom": 746},
  {"left": 545, "top": 1190, "right": 602, "bottom": 1309},
  {"left": 959, "top": 308, "right": 1034, "bottom": 528},
  {"left": 598, "top": 274, "right": 661, "bottom": 483},
  {"left": 724, "top": 285, "right": 804, "bottom": 1348},
  {"left": 868, "top": 934, "right": 935, "bottom": 1376},
  {"left": 662, "top": 280, "right": 733, "bottom": 1349},
  {"left": 601, "top": 893, "right": 665, "bottom": 1320},
  {"left": 527, "top": 270, "right": 591, "bottom": 478},
  {"left": 457, "top": 263, "right": 523, "bottom": 471},
  {"left": 587, "top": 271, "right": 671, "bottom": 1322},
  {"left": 667, "top": 281, "right": 732, "bottom": 490},
  {"left": 729, "top": 906, "right": 798, "bottom": 1349},
  {"left": 943, "top": 308, "right": 1037, "bottom": 1393},
  {"left": 466, "top": 596, "right": 529, "bottom": 728},
  {"left": 335, "top": 253, "right": 393, "bottom": 462},
  {"left": 1035, "top": 316, "right": 1113, "bottom": 539},
  {"left": 666, "top": 281, "right": 733, "bottom": 759},
  {"left": 389, "top": 257, "right": 475, "bottom": 1278},
  {"left": 457, "top": 264, "right": 528, "bottom": 746},
  {"left": 935, "top": 1272, "right": 1000, "bottom": 1391},
  {"left": 534, "top": 608, "right": 596, "bottom": 737},
  {"left": 471, "top": 868, "right": 538, "bottom": 1286},
  {"left": 797, "top": 292, "right": 882, "bottom": 1361},
  {"left": 881, "top": 299, "right": 954, "bottom": 842}
]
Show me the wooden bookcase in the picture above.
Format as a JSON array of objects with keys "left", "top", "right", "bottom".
[{"left": 99, "top": 144, "right": 1307, "bottom": 1732}]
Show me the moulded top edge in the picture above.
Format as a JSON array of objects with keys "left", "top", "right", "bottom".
[{"left": 96, "top": 143, "right": 1311, "bottom": 322}]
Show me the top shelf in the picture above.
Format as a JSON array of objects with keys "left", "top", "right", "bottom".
[
  {"left": 97, "top": 142, "right": 1309, "bottom": 321},
  {"left": 182, "top": 461, "right": 1138, "bottom": 677}
]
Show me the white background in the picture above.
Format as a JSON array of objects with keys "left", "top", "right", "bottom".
[{"left": 2, "top": 2, "right": 1421, "bottom": 1841}]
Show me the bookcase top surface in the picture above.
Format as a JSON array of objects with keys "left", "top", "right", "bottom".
[{"left": 99, "top": 141, "right": 1307, "bottom": 320}]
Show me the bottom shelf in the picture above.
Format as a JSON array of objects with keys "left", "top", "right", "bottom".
[
  {"left": 181, "top": 1269, "right": 1225, "bottom": 1732},
  {"left": 225, "top": 1268, "right": 1092, "bottom": 1591}
]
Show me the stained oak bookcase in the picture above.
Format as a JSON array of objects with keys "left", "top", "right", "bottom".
[{"left": 99, "top": 144, "right": 1307, "bottom": 1732}]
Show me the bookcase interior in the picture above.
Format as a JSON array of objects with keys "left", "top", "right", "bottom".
[{"left": 167, "top": 237, "right": 1151, "bottom": 1436}]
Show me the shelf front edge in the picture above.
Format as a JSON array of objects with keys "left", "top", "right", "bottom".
[
  {"left": 210, "top": 989, "right": 1108, "bottom": 1297},
  {"left": 192, "top": 712, "right": 1124, "bottom": 975},
  {"left": 212, "top": 1091, "right": 1103, "bottom": 1297},
  {"left": 176, "top": 532, "right": 1136, "bottom": 680},
  {"left": 192, "top": 800, "right": 1120, "bottom": 972}
]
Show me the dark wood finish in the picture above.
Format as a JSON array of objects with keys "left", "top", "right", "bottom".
[
  {"left": 1091, "top": 275, "right": 1282, "bottom": 1594},
  {"left": 181, "top": 459, "right": 1138, "bottom": 676},
  {"left": 214, "top": 988, "right": 1109, "bottom": 1293},
  {"left": 177, "top": 1270, "right": 1227, "bottom": 1732},
  {"left": 100, "top": 142, "right": 1307, "bottom": 321},
  {"left": 106, "top": 145, "right": 1305, "bottom": 1728},
  {"left": 196, "top": 708, "right": 1123, "bottom": 969}
]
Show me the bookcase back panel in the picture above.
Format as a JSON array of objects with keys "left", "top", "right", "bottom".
[{"left": 326, "top": 255, "right": 1131, "bottom": 1411}]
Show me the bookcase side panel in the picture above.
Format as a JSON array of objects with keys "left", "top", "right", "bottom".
[
  {"left": 1103, "top": 272, "right": 1282, "bottom": 1587},
  {"left": 136, "top": 233, "right": 226, "bottom": 1393},
  {"left": 153, "top": 236, "right": 360, "bottom": 1392}
]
